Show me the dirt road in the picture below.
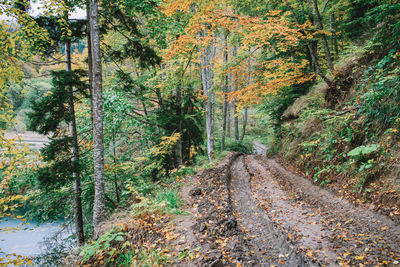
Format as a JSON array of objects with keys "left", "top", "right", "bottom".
[
  {"left": 4, "top": 131, "right": 49, "bottom": 150},
  {"left": 185, "top": 153, "right": 400, "bottom": 266}
]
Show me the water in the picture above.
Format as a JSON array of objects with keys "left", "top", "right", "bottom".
[{"left": 0, "top": 217, "right": 71, "bottom": 263}]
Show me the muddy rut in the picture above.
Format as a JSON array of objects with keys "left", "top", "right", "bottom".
[
  {"left": 185, "top": 153, "right": 400, "bottom": 266},
  {"left": 231, "top": 155, "right": 400, "bottom": 266},
  {"left": 230, "top": 156, "right": 309, "bottom": 266}
]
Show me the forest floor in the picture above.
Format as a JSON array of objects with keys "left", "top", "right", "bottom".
[{"left": 172, "top": 153, "right": 400, "bottom": 266}]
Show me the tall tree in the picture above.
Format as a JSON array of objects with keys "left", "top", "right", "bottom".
[
  {"left": 65, "top": 33, "right": 84, "bottom": 246},
  {"left": 175, "top": 79, "right": 183, "bottom": 166},
  {"left": 199, "top": 27, "right": 216, "bottom": 162},
  {"left": 89, "top": 0, "right": 106, "bottom": 237},
  {"left": 232, "top": 45, "right": 239, "bottom": 142},
  {"left": 221, "top": 31, "right": 229, "bottom": 151},
  {"left": 284, "top": 0, "right": 332, "bottom": 85},
  {"left": 329, "top": 13, "right": 339, "bottom": 59},
  {"left": 8, "top": 0, "right": 87, "bottom": 245},
  {"left": 312, "top": 0, "right": 334, "bottom": 71}
]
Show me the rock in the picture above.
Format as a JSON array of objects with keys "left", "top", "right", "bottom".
[
  {"left": 199, "top": 223, "right": 207, "bottom": 232},
  {"left": 190, "top": 188, "right": 202, "bottom": 196},
  {"left": 224, "top": 217, "right": 237, "bottom": 230},
  {"left": 209, "top": 259, "right": 224, "bottom": 267},
  {"left": 228, "top": 236, "right": 238, "bottom": 250}
]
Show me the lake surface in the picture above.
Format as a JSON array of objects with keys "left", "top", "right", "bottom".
[{"left": 0, "top": 217, "right": 69, "bottom": 258}]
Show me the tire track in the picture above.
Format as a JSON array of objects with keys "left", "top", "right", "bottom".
[
  {"left": 243, "top": 154, "right": 400, "bottom": 266},
  {"left": 230, "top": 155, "right": 310, "bottom": 266},
  {"left": 187, "top": 153, "right": 400, "bottom": 266}
]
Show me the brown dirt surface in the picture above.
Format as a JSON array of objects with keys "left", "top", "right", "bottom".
[
  {"left": 246, "top": 154, "right": 400, "bottom": 266},
  {"left": 173, "top": 153, "right": 400, "bottom": 266},
  {"left": 189, "top": 153, "right": 257, "bottom": 266},
  {"left": 231, "top": 156, "right": 310, "bottom": 266},
  {"left": 169, "top": 173, "right": 201, "bottom": 266}
]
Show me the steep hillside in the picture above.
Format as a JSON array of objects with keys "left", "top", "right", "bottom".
[{"left": 274, "top": 45, "right": 400, "bottom": 223}]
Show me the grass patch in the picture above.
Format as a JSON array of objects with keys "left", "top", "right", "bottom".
[{"left": 156, "top": 189, "right": 183, "bottom": 214}]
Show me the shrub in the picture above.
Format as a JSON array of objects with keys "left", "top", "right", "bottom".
[{"left": 225, "top": 141, "right": 251, "bottom": 154}]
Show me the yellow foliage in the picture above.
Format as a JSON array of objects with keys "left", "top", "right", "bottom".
[{"left": 162, "top": 1, "right": 312, "bottom": 108}]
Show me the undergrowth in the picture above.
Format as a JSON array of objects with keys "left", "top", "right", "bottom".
[
  {"left": 79, "top": 168, "right": 190, "bottom": 266},
  {"left": 79, "top": 188, "right": 181, "bottom": 266},
  {"left": 79, "top": 149, "right": 210, "bottom": 266},
  {"left": 267, "top": 41, "right": 400, "bottom": 220}
]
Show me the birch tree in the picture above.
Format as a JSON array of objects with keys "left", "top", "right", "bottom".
[
  {"left": 199, "top": 30, "right": 216, "bottom": 162},
  {"left": 89, "top": 0, "right": 106, "bottom": 237}
]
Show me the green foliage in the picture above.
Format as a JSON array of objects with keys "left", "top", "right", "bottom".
[
  {"left": 101, "top": 0, "right": 161, "bottom": 68},
  {"left": 341, "top": 0, "right": 380, "bottom": 39},
  {"left": 358, "top": 52, "right": 400, "bottom": 128},
  {"left": 27, "top": 70, "right": 87, "bottom": 185},
  {"left": 261, "top": 82, "right": 312, "bottom": 135},
  {"left": 80, "top": 227, "right": 129, "bottom": 264},
  {"left": 169, "top": 165, "right": 196, "bottom": 180},
  {"left": 313, "top": 166, "right": 333, "bottom": 186},
  {"left": 291, "top": 108, "right": 355, "bottom": 182},
  {"left": 36, "top": 17, "right": 86, "bottom": 54},
  {"left": 341, "top": 1, "right": 400, "bottom": 48},
  {"left": 347, "top": 144, "right": 381, "bottom": 192},
  {"left": 27, "top": 70, "right": 88, "bottom": 135},
  {"left": 224, "top": 140, "right": 251, "bottom": 154},
  {"left": 117, "top": 248, "right": 168, "bottom": 267},
  {"left": 156, "top": 189, "right": 181, "bottom": 212},
  {"left": 347, "top": 144, "right": 381, "bottom": 158},
  {"left": 21, "top": 69, "right": 91, "bottom": 224},
  {"left": 130, "top": 188, "right": 184, "bottom": 216},
  {"left": 365, "top": 2, "right": 400, "bottom": 48}
]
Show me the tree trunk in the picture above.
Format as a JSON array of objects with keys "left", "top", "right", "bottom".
[
  {"left": 306, "top": 0, "right": 319, "bottom": 73},
  {"left": 227, "top": 66, "right": 232, "bottom": 139},
  {"left": 87, "top": 3, "right": 94, "bottom": 126},
  {"left": 112, "top": 133, "right": 120, "bottom": 203},
  {"left": 240, "top": 106, "right": 248, "bottom": 142},
  {"left": 199, "top": 30, "right": 215, "bottom": 162},
  {"left": 232, "top": 46, "right": 239, "bottom": 142},
  {"left": 330, "top": 13, "right": 339, "bottom": 58},
  {"left": 221, "top": 32, "right": 229, "bottom": 151},
  {"left": 89, "top": 0, "right": 106, "bottom": 238},
  {"left": 175, "top": 81, "right": 183, "bottom": 166},
  {"left": 312, "top": 0, "right": 334, "bottom": 71},
  {"left": 284, "top": 0, "right": 333, "bottom": 86},
  {"left": 306, "top": 46, "right": 314, "bottom": 72},
  {"left": 65, "top": 39, "right": 85, "bottom": 246},
  {"left": 234, "top": 105, "right": 239, "bottom": 142},
  {"left": 240, "top": 53, "right": 251, "bottom": 143},
  {"left": 227, "top": 103, "right": 231, "bottom": 138},
  {"left": 307, "top": 0, "right": 315, "bottom": 24}
]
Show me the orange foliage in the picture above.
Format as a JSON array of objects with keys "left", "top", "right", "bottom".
[{"left": 163, "top": 0, "right": 313, "bottom": 107}]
